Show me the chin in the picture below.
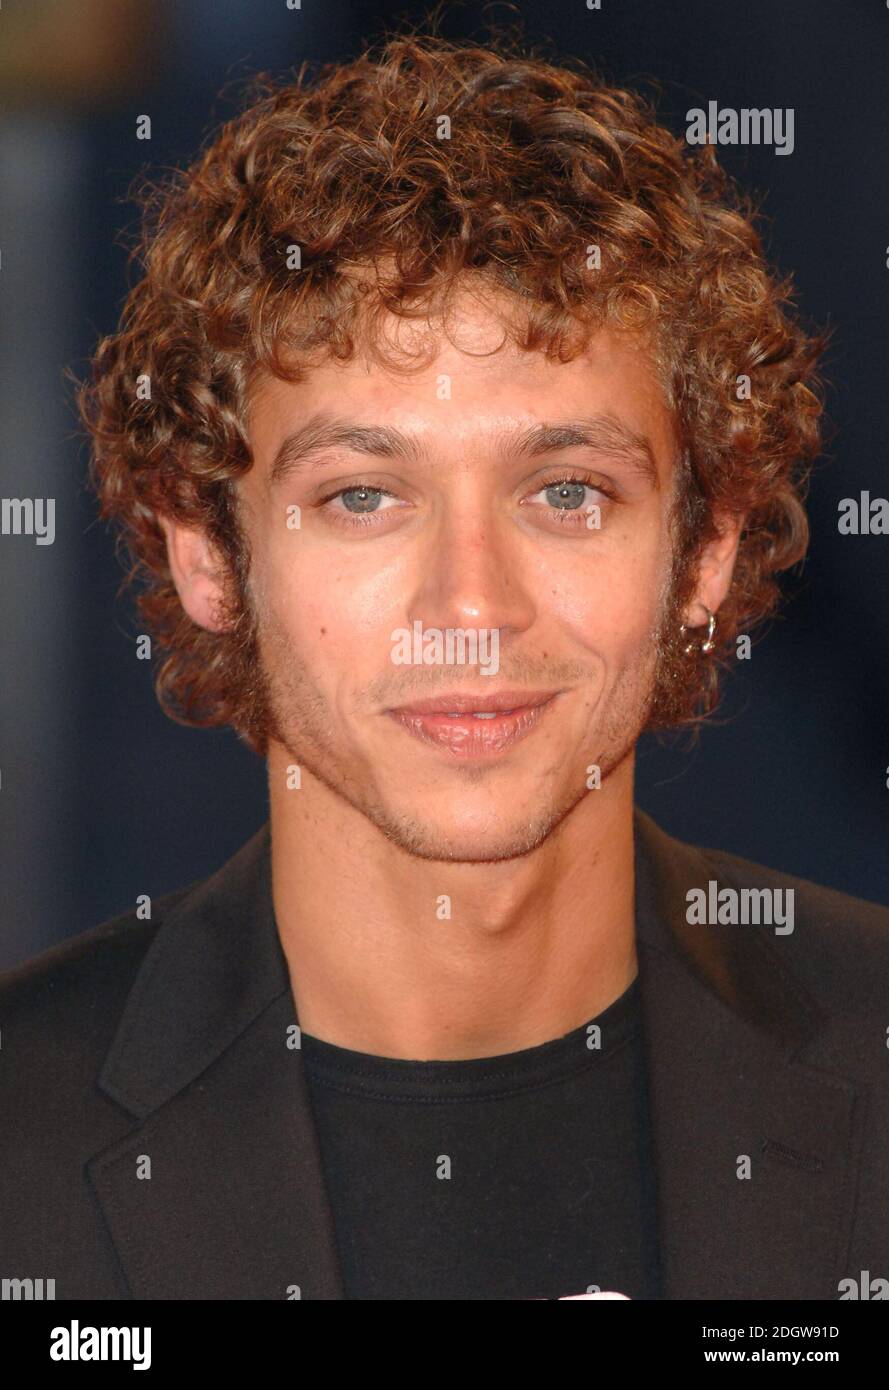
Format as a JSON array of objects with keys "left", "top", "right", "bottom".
[
  {"left": 397, "top": 835, "right": 547, "bottom": 865},
  {"left": 375, "top": 804, "right": 560, "bottom": 863}
]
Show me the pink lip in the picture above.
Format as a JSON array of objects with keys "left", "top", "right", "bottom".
[
  {"left": 386, "top": 693, "right": 560, "bottom": 758},
  {"left": 391, "top": 689, "right": 559, "bottom": 716}
]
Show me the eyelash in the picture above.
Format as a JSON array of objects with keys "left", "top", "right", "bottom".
[{"left": 316, "top": 472, "right": 618, "bottom": 528}]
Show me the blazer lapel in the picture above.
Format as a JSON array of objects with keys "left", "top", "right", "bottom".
[
  {"left": 87, "top": 824, "right": 344, "bottom": 1299},
  {"left": 632, "top": 808, "right": 865, "bottom": 1300}
]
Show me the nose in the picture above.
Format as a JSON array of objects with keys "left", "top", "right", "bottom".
[{"left": 405, "top": 490, "right": 537, "bottom": 644}]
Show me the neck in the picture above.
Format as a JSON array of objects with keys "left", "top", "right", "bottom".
[{"left": 267, "top": 750, "right": 639, "bottom": 1061}]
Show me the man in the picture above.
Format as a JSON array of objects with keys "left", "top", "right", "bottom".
[{"left": 2, "top": 31, "right": 888, "bottom": 1303}]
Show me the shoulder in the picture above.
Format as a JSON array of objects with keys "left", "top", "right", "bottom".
[
  {"left": 0, "top": 878, "right": 206, "bottom": 1277},
  {"left": 698, "top": 837, "right": 889, "bottom": 1011},
  {"left": 701, "top": 837, "right": 889, "bottom": 934},
  {"left": 0, "top": 881, "right": 198, "bottom": 1059}
]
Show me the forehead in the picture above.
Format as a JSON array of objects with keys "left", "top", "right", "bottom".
[{"left": 246, "top": 294, "right": 678, "bottom": 472}]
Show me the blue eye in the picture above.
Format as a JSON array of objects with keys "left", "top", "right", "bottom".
[
  {"left": 545, "top": 481, "right": 588, "bottom": 510},
  {"left": 340, "top": 486, "right": 384, "bottom": 513}
]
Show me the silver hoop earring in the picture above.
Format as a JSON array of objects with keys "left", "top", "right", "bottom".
[{"left": 679, "top": 609, "right": 717, "bottom": 655}]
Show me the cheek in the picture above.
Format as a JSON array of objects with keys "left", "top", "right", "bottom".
[
  {"left": 261, "top": 535, "right": 409, "bottom": 661},
  {"left": 546, "top": 528, "right": 670, "bottom": 656}
]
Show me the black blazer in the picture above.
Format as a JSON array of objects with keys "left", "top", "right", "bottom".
[{"left": 2, "top": 809, "right": 888, "bottom": 1300}]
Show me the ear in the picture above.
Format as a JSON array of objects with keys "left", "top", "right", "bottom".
[
  {"left": 159, "top": 515, "right": 231, "bottom": 634},
  {"left": 683, "top": 508, "right": 746, "bottom": 628}
]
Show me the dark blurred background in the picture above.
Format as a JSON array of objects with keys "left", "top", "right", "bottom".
[{"left": 1, "top": 0, "right": 887, "bottom": 969}]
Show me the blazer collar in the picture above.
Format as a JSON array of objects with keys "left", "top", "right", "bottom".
[
  {"left": 98, "top": 824, "right": 286, "bottom": 1119},
  {"left": 88, "top": 810, "right": 863, "bottom": 1300}
]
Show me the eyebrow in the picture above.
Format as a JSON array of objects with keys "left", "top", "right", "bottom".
[{"left": 268, "top": 411, "right": 661, "bottom": 488}]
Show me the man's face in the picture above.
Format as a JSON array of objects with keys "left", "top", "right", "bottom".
[{"left": 231, "top": 298, "right": 686, "bottom": 861}]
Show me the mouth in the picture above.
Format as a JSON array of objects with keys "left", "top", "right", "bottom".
[{"left": 385, "top": 690, "right": 561, "bottom": 758}]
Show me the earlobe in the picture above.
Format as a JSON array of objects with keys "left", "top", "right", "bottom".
[
  {"left": 683, "top": 510, "right": 746, "bottom": 629},
  {"left": 159, "top": 516, "right": 231, "bottom": 634}
]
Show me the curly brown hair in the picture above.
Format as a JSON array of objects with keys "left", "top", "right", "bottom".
[{"left": 78, "top": 28, "right": 826, "bottom": 758}]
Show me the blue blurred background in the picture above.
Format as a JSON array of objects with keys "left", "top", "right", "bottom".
[{"left": 2, "top": 0, "right": 887, "bottom": 968}]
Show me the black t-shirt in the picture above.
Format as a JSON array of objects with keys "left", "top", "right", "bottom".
[{"left": 300, "top": 976, "right": 662, "bottom": 1300}]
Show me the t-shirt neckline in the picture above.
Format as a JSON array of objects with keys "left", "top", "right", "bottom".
[{"left": 299, "top": 975, "right": 641, "bottom": 1102}]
